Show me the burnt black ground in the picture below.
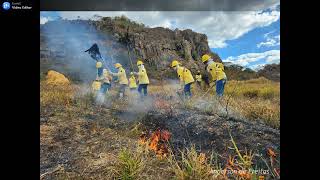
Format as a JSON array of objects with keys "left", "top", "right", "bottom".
[
  {"left": 41, "top": 98, "right": 280, "bottom": 179},
  {"left": 140, "top": 108, "right": 280, "bottom": 162}
]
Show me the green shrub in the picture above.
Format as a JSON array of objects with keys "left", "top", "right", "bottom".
[{"left": 112, "top": 149, "right": 145, "bottom": 180}]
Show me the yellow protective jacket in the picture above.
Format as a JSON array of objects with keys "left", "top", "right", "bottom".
[
  {"left": 195, "top": 74, "right": 202, "bottom": 82},
  {"left": 137, "top": 66, "right": 150, "bottom": 84},
  {"left": 97, "top": 70, "right": 112, "bottom": 84},
  {"left": 177, "top": 66, "right": 195, "bottom": 85},
  {"left": 129, "top": 76, "right": 138, "bottom": 88},
  {"left": 206, "top": 62, "right": 227, "bottom": 81},
  {"left": 92, "top": 81, "right": 101, "bottom": 91},
  {"left": 112, "top": 67, "right": 128, "bottom": 85}
]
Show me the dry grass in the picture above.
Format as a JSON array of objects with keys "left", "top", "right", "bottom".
[
  {"left": 224, "top": 77, "right": 280, "bottom": 99},
  {"left": 167, "top": 146, "right": 226, "bottom": 180},
  {"left": 224, "top": 78, "right": 280, "bottom": 128},
  {"left": 40, "top": 76, "right": 280, "bottom": 179},
  {"left": 143, "top": 77, "right": 280, "bottom": 128},
  {"left": 229, "top": 97, "right": 280, "bottom": 128},
  {"left": 40, "top": 81, "right": 74, "bottom": 108}
]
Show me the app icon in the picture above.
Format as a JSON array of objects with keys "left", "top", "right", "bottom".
[{"left": 2, "top": 2, "right": 11, "bottom": 10}]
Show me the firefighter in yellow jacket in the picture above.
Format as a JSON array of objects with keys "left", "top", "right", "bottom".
[
  {"left": 201, "top": 54, "right": 227, "bottom": 97},
  {"left": 171, "top": 60, "right": 195, "bottom": 98},
  {"left": 109, "top": 63, "right": 128, "bottom": 98},
  {"left": 129, "top": 72, "right": 138, "bottom": 91},
  {"left": 92, "top": 62, "right": 103, "bottom": 96},
  {"left": 132, "top": 60, "right": 150, "bottom": 98},
  {"left": 96, "top": 69, "right": 112, "bottom": 94},
  {"left": 92, "top": 79, "right": 101, "bottom": 96}
]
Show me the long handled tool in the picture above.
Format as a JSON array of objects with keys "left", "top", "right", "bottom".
[
  {"left": 200, "top": 81, "right": 216, "bottom": 98},
  {"left": 125, "top": 26, "right": 135, "bottom": 72}
]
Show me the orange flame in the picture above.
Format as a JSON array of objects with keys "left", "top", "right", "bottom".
[
  {"left": 149, "top": 130, "right": 161, "bottom": 151},
  {"left": 139, "top": 129, "right": 171, "bottom": 158},
  {"left": 267, "top": 148, "right": 276, "bottom": 158},
  {"left": 138, "top": 133, "right": 147, "bottom": 145}
]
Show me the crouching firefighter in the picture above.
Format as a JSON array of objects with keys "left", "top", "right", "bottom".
[
  {"left": 91, "top": 79, "right": 101, "bottom": 96},
  {"left": 201, "top": 54, "right": 227, "bottom": 97},
  {"left": 171, "top": 60, "right": 195, "bottom": 98},
  {"left": 129, "top": 72, "right": 138, "bottom": 91},
  {"left": 109, "top": 63, "right": 128, "bottom": 98},
  {"left": 132, "top": 60, "right": 150, "bottom": 99}
]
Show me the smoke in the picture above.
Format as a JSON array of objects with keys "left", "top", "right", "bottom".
[{"left": 41, "top": 19, "right": 131, "bottom": 83}]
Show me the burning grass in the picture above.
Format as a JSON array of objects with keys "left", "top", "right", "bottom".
[{"left": 138, "top": 129, "right": 171, "bottom": 158}]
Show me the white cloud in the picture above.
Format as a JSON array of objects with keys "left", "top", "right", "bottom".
[
  {"left": 223, "top": 50, "right": 280, "bottom": 68},
  {"left": 250, "top": 64, "right": 266, "bottom": 71},
  {"left": 52, "top": 7, "right": 279, "bottom": 48},
  {"left": 257, "top": 34, "right": 280, "bottom": 48},
  {"left": 40, "top": 16, "right": 51, "bottom": 24}
]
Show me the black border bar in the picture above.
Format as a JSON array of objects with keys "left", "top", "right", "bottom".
[{"left": 40, "top": 0, "right": 279, "bottom": 11}]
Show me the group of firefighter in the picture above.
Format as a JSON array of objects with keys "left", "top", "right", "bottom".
[{"left": 91, "top": 54, "right": 227, "bottom": 100}]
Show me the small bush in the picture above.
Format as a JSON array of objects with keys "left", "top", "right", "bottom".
[
  {"left": 243, "top": 90, "right": 259, "bottom": 98},
  {"left": 111, "top": 148, "right": 145, "bottom": 180},
  {"left": 168, "top": 146, "right": 225, "bottom": 180}
]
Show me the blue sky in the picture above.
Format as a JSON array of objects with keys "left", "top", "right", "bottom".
[
  {"left": 214, "top": 19, "right": 279, "bottom": 70},
  {"left": 41, "top": 5, "right": 280, "bottom": 71},
  {"left": 213, "top": 19, "right": 279, "bottom": 59}
]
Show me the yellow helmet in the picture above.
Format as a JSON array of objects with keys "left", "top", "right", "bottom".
[
  {"left": 114, "top": 63, "right": 122, "bottom": 68},
  {"left": 96, "top": 61, "right": 103, "bottom": 68},
  {"left": 171, "top": 60, "right": 180, "bottom": 67},
  {"left": 137, "top": 60, "right": 143, "bottom": 66},
  {"left": 201, "top": 54, "right": 211, "bottom": 63}
]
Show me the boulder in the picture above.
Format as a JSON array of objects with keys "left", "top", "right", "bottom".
[{"left": 46, "top": 70, "right": 70, "bottom": 86}]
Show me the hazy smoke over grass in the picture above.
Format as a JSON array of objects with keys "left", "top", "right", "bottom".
[{"left": 41, "top": 19, "right": 130, "bottom": 83}]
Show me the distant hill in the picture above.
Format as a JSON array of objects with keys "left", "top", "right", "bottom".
[
  {"left": 224, "top": 63, "right": 259, "bottom": 81},
  {"left": 258, "top": 63, "right": 280, "bottom": 82}
]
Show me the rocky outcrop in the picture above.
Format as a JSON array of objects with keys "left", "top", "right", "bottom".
[{"left": 94, "top": 16, "right": 217, "bottom": 63}]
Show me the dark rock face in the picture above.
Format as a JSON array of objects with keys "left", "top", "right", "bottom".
[
  {"left": 258, "top": 63, "right": 280, "bottom": 81},
  {"left": 95, "top": 17, "right": 215, "bottom": 62}
]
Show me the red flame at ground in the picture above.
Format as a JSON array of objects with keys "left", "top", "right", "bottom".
[{"left": 139, "top": 129, "right": 171, "bottom": 158}]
